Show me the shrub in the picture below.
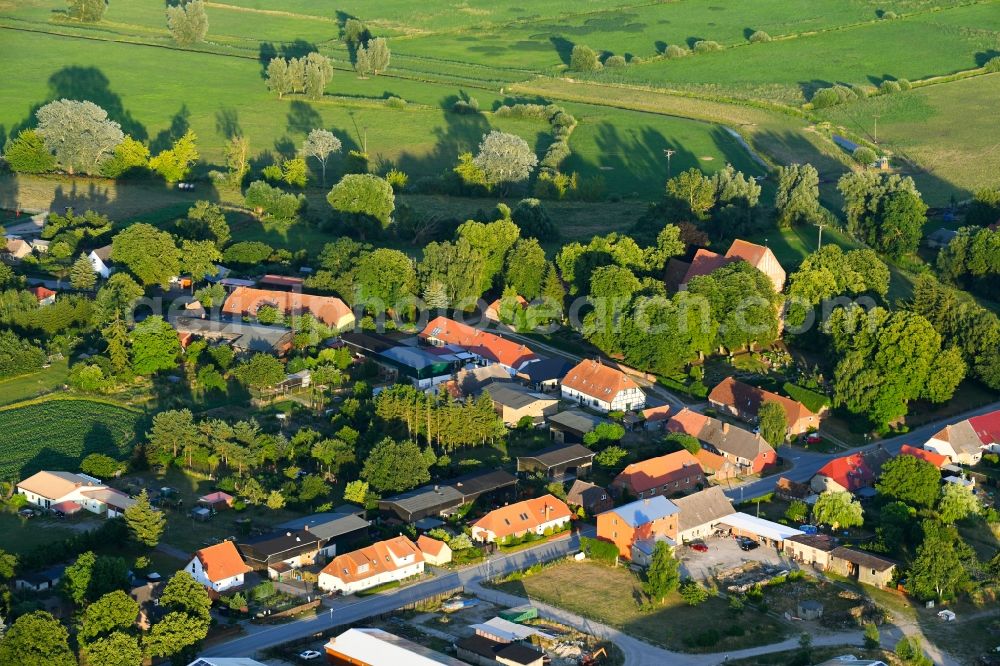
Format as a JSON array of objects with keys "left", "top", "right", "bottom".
[
  {"left": 898, "top": 78, "right": 912, "bottom": 90},
  {"left": 748, "top": 30, "right": 772, "bottom": 43},
  {"left": 810, "top": 88, "right": 841, "bottom": 109},
  {"left": 693, "top": 40, "right": 722, "bottom": 53},
  {"left": 3, "top": 129, "right": 56, "bottom": 174},
  {"left": 853, "top": 146, "right": 877, "bottom": 165},
  {"left": 984, "top": 56, "right": 1000, "bottom": 72},
  {"left": 604, "top": 55, "right": 627, "bottom": 68},
  {"left": 679, "top": 580, "right": 711, "bottom": 605},
  {"left": 631, "top": 55, "right": 645, "bottom": 64},
  {"left": 385, "top": 168, "right": 408, "bottom": 191},
  {"left": 664, "top": 44, "right": 689, "bottom": 58},
  {"left": 244, "top": 180, "right": 304, "bottom": 219},
  {"left": 782, "top": 382, "right": 831, "bottom": 412},
  {"left": 452, "top": 97, "right": 480, "bottom": 114},
  {"left": 880, "top": 79, "right": 902, "bottom": 94},
  {"left": 579, "top": 536, "right": 619, "bottom": 564},
  {"left": 881, "top": 10, "right": 898, "bottom": 19},
  {"left": 570, "top": 44, "right": 602, "bottom": 72},
  {"left": 384, "top": 96, "right": 406, "bottom": 109}
]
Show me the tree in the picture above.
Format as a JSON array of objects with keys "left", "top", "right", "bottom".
[
  {"left": 243, "top": 180, "right": 304, "bottom": 219},
  {"left": 785, "top": 500, "right": 809, "bottom": 523},
  {"left": 123, "top": 490, "right": 165, "bottom": 548},
  {"left": 774, "top": 164, "right": 822, "bottom": 227},
  {"left": 570, "top": 44, "right": 602, "bottom": 72},
  {"left": 0, "top": 331, "right": 46, "bottom": 379},
  {"left": 757, "top": 400, "right": 787, "bottom": 447},
  {"left": 94, "top": 273, "right": 143, "bottom": 324},
  {"left": 418, "top": 238, "right": 485, "bottom": 306},
  {"left": 863, "top": 622, "right": 880, "bottom": 649},
  {"left": 233, "top": 353, "right": 285, "bottom": 389},
  {"left": 895, "top": 637, "right": 933, "bottom": 666},
  {"left": 505, "top": 238, "right": 547, "bottom": 300},
  {"left": 838, "top": 171, "right": 925, "bottom": 257},
  {"left": 643, "top": 542, "right": 680, "bottom": 602},
  {"left": 36, "top": 99, "right": 123, "bottom": 175},
  {"left": 161, "top": 570, "right": 212, "bottom": 620},
  {"left": 812, "top": 491, "right": 863, "bottom": 530},
  {"left": 181, "top": 200, "right": 230, "bottom": 248},
  {"left": 3, "top": 129, "right": 56, "bottom": 174},
  {"left": 144, "top": 612, "right": 208, "bottom": 660},
  {"left": 457, "top": 218, "right": 521, "bottom": 294},
  {"left": 366, "top": 37, "right": 391, "bottom": 74},
  {"left": 149, "top": 129, "right": 199, "bottom": 182},
  {"left": 343, "top": 18, "right": 369, "bottom": 44},
  {"left": 83, "top": 632, "right": 142, "bottom": 666},
  {"left": 0, "top": 611, "right": 76, "bottom": 666},
  {"left": 78, "top": 589, "right": 139, "bottom": 644},
  {"left": 70, "top": 253, "right": 98, "bottom": 290},
  {"left": 361, "top": 437, "right": 431, "bottom": 493},
  {"left": 907, "top": 523, "right": 970, "bottom": 601},
  {"left": 62, "top": 550, "right": 97, "bottom": 605},
  {"left": 265, "top": 490, "right": 286, "bottom": 509},
  {"left": 595, "top": 445, "right": 628, "bottom": 469},
  {"left": 301, "top": 129, "right": 342, "bottom": 187},
  {"left": 354, "top": 43, "right": 373, "bottom": 77},
  {"left": 219, "top": 134, "right": 250, "bottom": 188},
  {"left": 304, "top": 52, "right": 334, "bottom": 99},
  {"left": 81, "top": 452, "right": 125, "bottom": 478},
  {"left": 512, "top": 197, "right": 557, "bottom": 241},
  {"left": 666, "top": 168, "right": 715, "bottom": 220},
  {"left": 101, "top": 135, "right": 150, "bottom": 178},
  {"left": 102, "top": 316, "right": 131, "bottom": 375},
  {"left": 180, "top": 239, "right": 222, "bottom": 283},
  {"left": 130, "top": 315, "right": 180, "bottom": 375},
  {"left": 343, "top": 479, "right": 369, "bottom": 504},
  {"left": 665, "top": 432, "right": 701, "bottom": 455},
  {"left": 166, "top": 0, "right": 208, "bottom": 46},
  {"left": 67, "top": 0, "right": 107, "bottom": 21},
  {"left": 327, "top": 174, "right": 395, "bottom": 229},
  {"left": 874, "top": 188, "right": 926, "bottom": 258},
  {"left": 876, "top": 455, "right": 941, "bottom": 508},
  {"left": 354, "top": 248, "right": 416, "bottom": 313},
  {"left": 472, "top": 131, "right": 538, "bottom": 192},
  {"left": 266, "top": 57, "right": 293, "bottom": 98},
  {"left": 938, "top": 482, "right": 979, "bottom": 523}
]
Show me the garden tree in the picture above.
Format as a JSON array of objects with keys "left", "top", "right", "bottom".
[
  {"left": 144, "top": 611, "right": 209, "bottom": 660},
  {"left": 505, "top": 238, "right": 547, "bottom": 300},
  {"left": 864, "top": 622, "right": 880, "bottom": 649},
  {"left": 686, "top": 260, "right": 782, "bottom": 352},
  {"left": 423, "top": 281, "right": 449, "bottom": 309},
  {"left": 239, "top": 478, "right": 267, "bottom": 503},
  {"left": 965, "top": 186, "right": 1000, "bottom": 226},
  {"left": 595, "top": 445, "right": 628, "bottom": 469},
  {"left": 827, "top": 306, "right": 966, "bottom": 428},
  {"left": 643, "top": 541, "right": 680, "bottom": 602},
  {"left": 266, "top": 490, "right": 286, "bottom": 509},
  {"left": 161, "top": 570, "right": 212, "bottom": 620},
  {"left": 130, "top": 315, "right": 180, "bottom": 375},
  {"left": 497, "top": 284, "right": 526, "bottom": 326},
  {"left": 665, "top": 168, "right": 715, "bottom": 220},
  {"left": 457, "top": 217, "right": 521, "bottom": 294},
  {"left": 556, "top": 232, "right": 645, "bottom": 294},
  {"left": 355, "top": 248, "right": 416, "bottom": 313},
  {"left": 643, "top": 224, "right": 686, "bottom": 275},
  {"left": 895, "top": 637, "right": 933, "bottom": 666},
  {"left": 361, "top": 437, "right": 432, "bottom": 493},
  {"left": 101, "top": 135, "right": 150, "bottom": 178},
  {"left": 907, "top": 521, "right": 971, "bottom": 600},
  {"left": 262, "top": 156, "right": 308, "bottom": 188},
  {"left": 146, "top": 409, "right": 200, "bottom": 462},
  {"left": 300, "top": 129, "right": 342, "bottom": 187},
  {"left": 102, "top": 316, "right": 131, "bottom": 374},
  {"left": 612, "top": 291, "right": 716, "bottom": 376},
  {"left": 679, "top": 580, "right": 710, "bottom": 605},
  {"left": 233, "top": 353, "right": 285, "bottom": 389},
  {"left": 180, "top": 239, "right": 222, "bottom": 283},
  {"left": 812, "top": 491, "right": 863, "bottom": 529},
  {"left": 665, "top": 432, "right": 701, "bottom": 454},
  {"left": 472, "top": 131, "right": 539, "bottom": 192},
  {"left": 83, "top": 632, "right": 142, "bottom": 666},
  {"left": 219, "top": 135, "right": 250, "bottom": 188},
  {"left": 81, "top": 452, "right": 125, "bottom": 478},
  {"left": 876, "top": 454, "right": 941, "bottom": 508},
  {"left": 78, "top": 589, "right": 139, "bottom": 644},
  {"left": 375, "top": 385, "right": 507, "bottom": 450},
  {"left": 327, "top": 174, "right": 396, "bottom": 231},
  {"left": 541, "top": 262, "right": 566, "bottom": 320},
  {"left": 774, "top": 163, "right": 822, "bottom": 227},
  {"left": 710, "top": 164, "right": 762, "bottom": 235},
  {"left": 36, "top": 99, "right": 124, "bottom": 175},
  {"left": 570, "top": 44, "right": 602, "bottom": 72},
  {"left": 311, "top": 438, "right": 356, "bottom": 476},
  {"left": 938, "top": 482, "right": 979, "bottom": 523},
  {"left": 303, "top": 52, "right": 334, "bottom": 99},
  {"left": 299, "top": 474, "right": 331, "bottom": 502},
  {"left": 353, "top": 42, "right": 373, "bottom": 77},
  {"left": 838, "top": 171, "right": 925, "bottom": 258},
  {"left": 418, "top": 238, "right": 486, "bottom": 306},
  {"left": 179, "top": 200, "right": 231, "bottom": 248},
  {"left": 0, "top": 611, "right": 76, "bottom": 666},
  {"left": 62, "top": 551, "right": 96, "bottom": 604},
  {"left": 67, "top": 0, "right": 107, "bottom": 21},
  {"left": 244, "top": 180, "right": 305, "bottom": 220},
  {"left": 785, "top": 245, "right": 890, "bottom": 328},
  {"left": 937, "top": 226, "right": 1000, "bottom": 285},
  {"left": 94, "top": 273, "right": 143, "bottom": 324},
  {"left": 123, "top": 490, "right": 165, "bottom": 547},
  {"left": 785, "top": 500, "right": 809, "bottom": 523},
  {"left": 166, "top": 0, "right": 208, "bottom": 46},
  {"left": 511, "top": 198, "right": 557, "bottom": 241},
  {"left": 343, "top": 479, "right": 369, "bottom": 504},
  {"left": 302, "top": 237, "right": 370, "bottom": 301},
  {"left": 3, "top": 129, "right": 56, "bottom": 173},
  {"left": 148, "top": 129, "right": 199, "bottom": 182},
  {"left": 757, "top": 400, "right": 787, "bottom": 446},
  {"left": 584, "top": 264, "right": 642, "bottom": 352},
  {"left": 582, "top": 422, "right": 626, "bottom": 448},
  {"left": 266, "top": 57, "right": 293, "bottom": 98},
  {"left": 70, "top": 253, "right": 97, "bottom": 290},
  {"left": 366, "top": 37, "right": 391, "bottom": 74}
]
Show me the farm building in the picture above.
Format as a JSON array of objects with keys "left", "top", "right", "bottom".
[
  {"left": 596, "top": 496, "right": 679, "bottom": 560},
  {"left": 667, "top": 408, "right": 776, "bottom": 475},
  {"left": 16, "top": 471, "right": 136, "bottom": 518},
  {"left": 171, "top": 316, "right": 294, "bottom": 355},
  {"left": 516, "top": 357, "right": 573, "bottom": 392},
  {"left": 222, "top": 286, "right": 355, "bottom": 330},
  {"left": 516, "top": 443, "right": 595, "bottom": 481},
  {"left": 716, "top": 513, "right": 804, "bottom": 549},
  {"left": 378, "top": 469, "right": 518, "bottom": 522},
  {"left": 548, "top": 409, "right": 607, "bottom": 444},
  {"left": 611, "top": 449, "right": 706, "bottom": 499},
  {"left": 484, "top": 383, "right": 560, "bottom": 426},
  {"left": 671, "top": 486, "right": 735, "bottom": 543},
  {"left": 828, "top": 547, "right": 896, "bottom": 589},
  {"left": 675, "top": 239, "right": 786, "bottom": 292},
  {"left": 455, "top": 634, "right": 545, "bottom": 666},
  {"left": 276, "top": 511, "right": 370, "bottom": 559},
  {"left": 324, "top": 627, "right": 467, "bottom": 666}
]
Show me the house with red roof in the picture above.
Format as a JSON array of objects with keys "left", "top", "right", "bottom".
[
  {"left": 222, "top": 286, "right": 355, "bottom": 330},
  {"left": 810, "top": 448, "right": 892, "bottom": 495},
  {"left": 471, "top": 494, "right": 571, "bottom": 544},
  {"left": 923, "top": 409, "right": 1000, "bottom": 465},
  {"left": 185, "top": 541, "right": 252, "bottom": 593},
  {"left": 561, "top": 359, "right": 646, "bottom": 413},
  {"left": 899, "top": 445, "right": 949, "bottom": 469},
  {"left": 420, "top": 316, "right": 538, "bottom": 374},
  {"left": 675, "top": 239, "right": 786, "bottom": 292},
  {"left": 667, "top": 408, "right": 775, "bottom": 475},
  {"left": 416, "top": 535, "right": 452, "bottom": 566},
  {"left": 708, "top": 377, "right": 822, "bottom": 437},
  {"left": 31, "top": 286, "right": 56, "bottom": 306},
  {"left": 318, "top": 536, "right": 424, "bottom": 594},
  {"left": 611, "top": 450, "right": 706, "bottom": 499}
]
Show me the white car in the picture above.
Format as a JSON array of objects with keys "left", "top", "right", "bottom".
[{"left": 298, "top": 650, "right": 322, "bottom": 660}]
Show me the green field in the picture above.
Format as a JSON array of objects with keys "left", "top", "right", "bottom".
[
  {"left": 0, "top": 358, "right": 69, "bottom": 407},
  {"left": 0, "top": 398, "right": 141, "bottom": 479}
]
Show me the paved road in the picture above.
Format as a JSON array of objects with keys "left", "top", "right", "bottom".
[
  {"left": 724, "top": 400, "right": 1000, "bottom": 501},
  {"left": 198, "top": 528, "right": 594, "bottom": 658}
]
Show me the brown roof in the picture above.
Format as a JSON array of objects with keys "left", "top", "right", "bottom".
[
  {"left": 726, "top": 239, "right": 785, "bottom": 291},
  {"left": 31, "top": 286, "right": 56, "bottom": 300},
  {"left": 321, "top": 536, "right": 423, "bottom": 585},
  {"left": 709, "top": 376, "right": 818, "bottom": 425},
  {"left": 222, "top": 286, "right": 354, "bottom": 328},
  {"left": 672, "top": 486, "right": 734, "bottom": 532},
  {"left": 561, "top": 359, "right": 640, "bottom": 401},
  {"left": 775, "top": 476, "right": 811, "bottom": 499},
  {"left": 693, "top": 448, "right": 732, "bottom": 474},
  {"left": 613, "top": 450, "right": 705, "bottom": 494},
  {"left": 787, "top": 533, "right": 837, "bottom": 551},
  {"left": 416, "top": 535, "right": 448, "bottom": 558},
  {"left": 566, "top": 480, "right": 607, "bottom": 506},
  {"left": 667, "top": 408, "right": 774, "bottom": 462},
  {"left": 681, "top": 248, "right": 731, "bottom": 286},
  {"left": 473, "top": 494, "right": 571, "bottom": 540},
  {"left": 420, "top": 316, "right": 538, "bottom": 370},
  {"left": 258, "top": 274, "right": 304, "bottom": 288},
  {"left": 642, "top": 405, "right": 672, "bottom": 422},
  {"left": 195, "top": 541, "right": 252, "bottom": 583},
  {"left": 830, "top": 546, "right": 895, "bottom": 572},
  {"left": 17, "top": 471, "right": 98, "bottom": 500}
]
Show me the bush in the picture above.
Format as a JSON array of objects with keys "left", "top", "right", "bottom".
[
  {"left": 881, "top": 10, "right": 898, "bottom": 19},
  {"left": 604, "top": 55, "right": 626, "bottom": 68},
  {"left": 984, "top": 56, "right": 1000, "bottom": 72},
  {"left": 579, "top": 536, "right": 620, "bottom": 564},
  {"left": 664, "top": 44, "right": 689, "bottom": 58},
  {"left": 782, "top": 382, "right": 831, "bottom": 412},
  {"left": 810, "top": 88, "right": 840, "bottom": 109},
  {"left": 853, "top": 146, "right": 878, "bottom": 166},
  {"left": 748, "top": 30, "right": 771, "bottom": 43},
  {"left": 452, "top": 97, "right": 480, "bottom": 114},
  {"left": 243, "top": 180, "right": 304, "bottom": 219},
  {"left": 385, "top": 168, "right": 408, "bottom": 191},
  {"left": 679, "top": 580, "right": 711, "bottom": 605},
  {"left": 693, "top": 40, "right": 722, "bottom": 53},
  {"left": 570, "top": 44, "right": 602, "bottom": 72},
  {"left": 880, "top": 79, "right": 902, "bottom": 94},
  {"left": 384, "top": 96, "right": 406, "bottom": 109},
  {"left": 898, "top": 78, "right": 912, "bottom": 90},
  {"left": 3, "top": 129, "right": 56, "bottom": 174}
]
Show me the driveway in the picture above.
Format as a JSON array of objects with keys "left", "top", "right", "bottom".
[{"left": 678, "top": 536, "right": 793, "bottom": 582}]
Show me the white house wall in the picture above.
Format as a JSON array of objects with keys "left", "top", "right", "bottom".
[{"left": 318, "top": 562, "right": 424, "bottom": 594}]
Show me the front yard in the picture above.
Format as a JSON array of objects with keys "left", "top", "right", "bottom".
[{"left": 494, "top": 560, "right": 787, "bottom": 653}]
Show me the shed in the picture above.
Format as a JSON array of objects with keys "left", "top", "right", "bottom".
[
  {"left": 548, "top": 409, "right": 606, "bottom": 444},
  {"left": 716, "top": 512, "right": 804, "bottom": 547},
  {"left": 198, "top": 491, "right": 234, "bottom": 510},
  {"left": 797, "top": 599, "right": 824, "bottom": 620},
  {"left": 516, "top": 443, "right": 595, "bottom": 480},
  {"left": 828, "top": 547, "right": 896, "bottom": 589},
  {"left": 498, "top": 605, "right": 538, "bottom": 623}
]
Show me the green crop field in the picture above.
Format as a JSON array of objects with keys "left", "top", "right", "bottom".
[{"left": 0, "top": 398, "right": 141, "bottom": 479}]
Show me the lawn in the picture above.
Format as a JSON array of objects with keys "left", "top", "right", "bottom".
[
  {"left": 0, "top": 358, "right": 69, "bottom": 407},
  {"left": 495, "top": 560, "right": 787, "bottom": 652},
  {"left": 0, "top": 397, "right": 142, "bottom": 479},
  {"left": 0, "top": 511, "right": 100, "bottom": 556}
]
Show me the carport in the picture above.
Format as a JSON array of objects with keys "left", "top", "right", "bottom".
[{"left": 716, "top": 512, "right": 804, "bottom": 549}]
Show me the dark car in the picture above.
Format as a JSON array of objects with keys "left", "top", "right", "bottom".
[{"left": 737, "top": 537, "right": 759, "bottom": 551}]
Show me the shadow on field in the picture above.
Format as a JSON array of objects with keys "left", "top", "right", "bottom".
[
  {"left": 215, "top": 107, "right": 242, "bottom": 139},
  {"left": 286, "top": 101, "right": 322, "bottom": 137},
  {"left": 797, "top": 79, "right": 835, "bottom": 101},
  {"left": 976, "top": 49, "right": 1000, "bottom": 66},
  {"left": 150, "top": 105, "right": 191, "bottom": 154},
  {"left": 0, "top": 167, "right": 17, "bottom": 213},
  {"left": 550, "top": 36, "right": 575, "bottom": 66}
]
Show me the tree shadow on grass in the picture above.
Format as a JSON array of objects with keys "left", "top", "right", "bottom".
[
  {"left": 215, "top": 107, "right": 242, "bottom": 139},
  {"left": 550, "top": 36, "right": 575, "bottom": 66},
  {"left": 286, "top": 101, "right": 323, "bottom": 137},
  {"left": 47, "top": 66, "right": 148, "bottom": 141},
  {"left": 150, "top": 105, "right": 191, "bottom": 154}
]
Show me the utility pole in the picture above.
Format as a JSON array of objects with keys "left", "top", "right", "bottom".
[
  {"left": 816, "top": 220, "right": 827, "bottom": 250},
  {"left": 663, "top": 148, "right": 676, "bottom": 179},
  {"left": 873, "top": 113, "right": 880, "bottom": 144}
]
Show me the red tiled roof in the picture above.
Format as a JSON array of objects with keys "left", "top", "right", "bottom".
[
  {"left": 693, "top": 448, "right": 730, "bottom": 474},
  {"left": 473, "top": 494, "right": 571, "bottom": 540},
  {"left": 726, "top": 239, "right": 786, "bottom": 290},
  {"left": 420, "top": 316, "right": 538, "bottom": 370},
  {"left": 31, "top": 286, "right": 56, "bottom": 300},
  {"left": 709, "top": 376, "right": 817, "bottom": 425},
  {"left": 969, "top": 409, "right": 1000, "bottom": 446},
  {"left": 642, "top": 405, "right": 672, "bottom": 423},
  {"left": 321, "top": 536, "right": 423, "bottom": 585},
  {"left": 814, "top": 452, "right": 877, "bottom": 492},
  {"left": 416, "top": 535, "right": 448, "bottom": 557},
  {"left": 222, "top": 286, "right": 354, "bottom": 328},
  {"left": 561, "top": 359, "right": 640, "bottom": 401},
  {"left": 613, "top": 450, "right": 705, "bottom": 494},
  {"left": 681, "top": 248, "right": 731, "bottom": 285},
  {"left": 195, "top": 541, "right": 251, "bottom": 583},
  {"left": 899, "top": 445, "right": 949, "bottom": 468},
  {"left": 258, "top": 274, "right": 304, "bottom": 288}
]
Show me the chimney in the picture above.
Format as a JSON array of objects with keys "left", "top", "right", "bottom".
[
  {"left": 303, "top": 525, "right": 309, "bottom": 532},
  {"left": 643, "top": 498, "right": 650, "bottom": 506},
  {"left": 723, "top": 423, "right": 730, "bottom": 433},
  {"left": 544, "top": 504, "right": 551, "bottom": 521}
]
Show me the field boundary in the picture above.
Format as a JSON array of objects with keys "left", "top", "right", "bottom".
[{"left": 0, "top": 393, "right": 143, "bottom": 415}]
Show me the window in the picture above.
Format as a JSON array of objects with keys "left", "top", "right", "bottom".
[
  {"left": 601, "top": 494, "right": 607, "bottom": 500},
  {"left": 613, "top": 531, "right": 617, "bottom": 539},
  {"left": 613, "top": 518, "right": 617, "bottom": 526}
]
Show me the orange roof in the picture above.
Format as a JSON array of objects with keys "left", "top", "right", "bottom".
[
  {"left": 709, "top": 377, "right": 817, "bottom": 425},
  {"left": 420, "top": 316, "right": 538, "bottom": 370},
  {"left": 681, "top": 248, "right": 730, "bottom": 285},
  {"left": 195, "top": 541, "right": 251, "bottom": 583},
  {"left": 31, "top": 286, "right": 56, "bottom": 300},
  {"left": 472, "top": 494, "right": 571, "bottom": 540},
  {"left": 814, "top": 452, "right": 878, "bottom": 492},
  {"left": 321, "top": 536, "right": 423, "bottom": 585},
  {"left": 222, "top": 286, "right": 354, "bottom": 328},
  {"left": 485, "top": 295, "right": 528, "bottom": 318},
  {"left": 667, "top": 407, "right": 709, "bottom": 434},
  {"left": 900, "top": 445, "right": 949, "bottom": 468},
  {"left": 642, "top": 405, "right": 672, "bottom": 422},
  {"left": 725, "top": 239, "right": 786, "bottom": 290},
  {"left": 416, "top": 535, "right": 448, "bottom": 557},
  {"left": 613, "top": 450, "right": 705, "bottom": 494},
  {"left": 561, "top": 359, "right": 640, "bottom": 401},
  {"left": 693, "top": 448, "right": 729, "bottom": 473}
]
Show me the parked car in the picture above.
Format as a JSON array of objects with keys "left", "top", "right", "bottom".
[
  {"left": 298, "top": 650, "right": 322, "bottom": 660},
  {"left": 17, "top": 508, "right": 36, "bottom": 518},
  {"left": 688, "top": 542, "right": 709, "bottom": 553},
  {"left": 737, "top": 537, "right": 759, "bottom": 551}
]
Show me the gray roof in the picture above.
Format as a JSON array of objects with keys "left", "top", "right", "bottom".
[
  {"left": 90, "top": 245, "right": 113, "bottom": 262},
  {"left": 381, "top": 345, "right": 457, "bottom": 370},
  {"left": 518, "top": 357, "right": 573, "bottom": 383},
  {"left": 671, "top": 486, "right": 735, "bottom": 532},
  {"left": 276, "top": 512, "right": 369, "bottom": 541},
  {"left": 455, "top": 365, "right": 512, "bottom": 395},
  {"left": 380, "top": 485, "right": 465, "bottom": 519},
  {"left": 830, "top": 546, "right": 895, "bottom": 572},
  {"left": 696, "top": 417, "right": 771, "bottom": 461},
  {"left": 171, "top": 316, "right": 292, "bottom": 353},
  {"left": 566, "top": 479, "right": 607, "bottom": 505},
  {"left": 941, "top": 420, "right": 988, "bottom": 456},
  {"left": 604, "top": 496, "right": 678, "bottom": 528},
  {"left": 485, "top": 383, "right": 558, "bottom": 409},
  {"left": 518, "top": 443, "right": 595, "bottom": 469},
  {"left": 548, "top": 409, "right": 606, "bottom": 434}
]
